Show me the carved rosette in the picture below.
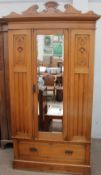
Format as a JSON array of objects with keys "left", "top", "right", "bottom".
[
  {"left": 75, "top": 35, "right": 89, "bottom": 69},
  {"left": 14, "top": 35, "right": 26, "bottom": 66}
]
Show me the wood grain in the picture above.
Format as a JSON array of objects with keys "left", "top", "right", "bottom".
[
  {"left": 69, "top": 30, "right": 95, "bottom": 141},
  {"left": 0, "top": 29, "right": 11, "bottom": 146},
  {"left": 1, "top": 3, "right": 99, "bottom": 174},
  {"left": 8, "top": 30, "right": 33, "bottom": 139}
]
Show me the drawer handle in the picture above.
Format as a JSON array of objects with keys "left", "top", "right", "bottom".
[
  {"left": 30, "top": 147, "right": 38, "bottom": 152},
  {"left": 65, "top": 150, "right": 73, "bottom": 155}
]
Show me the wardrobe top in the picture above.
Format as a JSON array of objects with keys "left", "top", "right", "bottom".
[{"left": 0, "top": 1, "right": 100, "bottom": 23}]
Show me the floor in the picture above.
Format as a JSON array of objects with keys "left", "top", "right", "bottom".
[
  {"left": 0, "top": 139, "right": 101, "bottom": 175},
  {"left": 91, "top": 139, "right": 101, "bottom": 175}
]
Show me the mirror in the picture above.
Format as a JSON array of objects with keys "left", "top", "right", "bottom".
[{"left": 37, "top": 34, "right": 64, "bottom": 132}]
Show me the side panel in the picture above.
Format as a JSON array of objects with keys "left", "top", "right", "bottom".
[
  {"left": 0, "top": 30, "right": 9, "bottom": 142},
  {"left": 3, "top": 30, "right": 12, "bottom": 140},
  {"left": 8, "top": 30, "right": 33, "bottom": 139}
]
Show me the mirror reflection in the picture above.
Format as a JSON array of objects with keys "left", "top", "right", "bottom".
[{"left": 37, "top": 34, "right": 64, "bottom": 132}]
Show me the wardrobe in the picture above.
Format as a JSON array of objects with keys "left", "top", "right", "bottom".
[{"left": 0, "top": 1, "right": 100, "bottom": 174}]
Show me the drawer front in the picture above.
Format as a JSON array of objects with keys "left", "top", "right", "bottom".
[{"left": 18, "top": 141, "right": 86, "bottom": 163}]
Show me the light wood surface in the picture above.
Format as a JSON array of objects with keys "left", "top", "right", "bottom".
[{"left": 0, "top": 1, "right": 100, "bottom": 174}]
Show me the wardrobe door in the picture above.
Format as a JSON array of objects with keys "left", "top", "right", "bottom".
[
  {"left": 8, "top": 30, "right": 33, "bottom": 139},
  {"left": 68, "top": 30, "right": 95, "bottom": 141}
]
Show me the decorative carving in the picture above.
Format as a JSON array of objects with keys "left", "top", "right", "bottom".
[
  {"left": 45, "top": 1, "right": 58, "bottom": 8},
  {"left": 64, "top": 4, "right": 81, "bottom": 14},
  {"left": 22, "top": 5, "right": 38, "bottom": 15},
  {"left": 6, "top": 12, "right": 20, "bottom": 18},
  {"left": 84, "top": 11, "right": 99, "bottom": 16},
  {"left": 3, "top": 1, "right": 100, "bottom": 21},
  {"left": 17, "top": 46, "right": 23, "bottom": 53},
  {"left": 75, "top": 35, "right": 89, "bottom": 68},
  {"left": 79, "top": 47, "right": 86, "bottom": 54},
  {"left": 14, "top": 35, "right": 26, "bottom": 65},
  {"left": 42, "top": 1, "right": 61, "bottom": 14}
]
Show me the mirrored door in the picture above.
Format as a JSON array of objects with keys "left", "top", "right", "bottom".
[{"left": 35, "top": 30, "right": 65, "bottom": 134}]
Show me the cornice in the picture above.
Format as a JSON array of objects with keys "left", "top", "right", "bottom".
[{"left": 2, "top": 1, "right": 101, "bottom": 22}]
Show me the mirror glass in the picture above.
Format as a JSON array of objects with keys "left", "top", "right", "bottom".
[{"left": 37, "top": 34, "right": 64, "bottom": 132}]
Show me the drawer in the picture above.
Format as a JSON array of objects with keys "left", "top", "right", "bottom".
[{"left": 18, "top": 141, "right": 86, "bottom": 164}]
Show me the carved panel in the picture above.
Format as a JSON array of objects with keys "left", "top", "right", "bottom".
[
  {"left": 14, "top": 34, "right": 26, "bottom": 67},
  {"left": 75, "top": 34, "right": 90, "bottom": 73}
]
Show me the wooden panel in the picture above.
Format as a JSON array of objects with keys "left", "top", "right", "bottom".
[
  {"left": 13, "top": 159, "right": 91, "bottom": 175},
  {"left": 74, "top": 34, "right": 89, "bottom": 73},
  {"left": 0, "top": 31, "right": 9, "bottom": 142},
  {"left": 8, "top": 30, "right": 33, "bottom": 139},
  {"left": 3, "top": 31, "right": 12, "bottom": 140},
  {"left": 7, "top": 21, "right": 96, "bottom": 31},
  {"left": 18, "top": 141, "right": 86, "bottom": 164},
  {"left": 0, "top": 71, "right": 9, "bottom": 140},
  {"left": 69, "top": 30, "right": 95, "bottom": 141}
]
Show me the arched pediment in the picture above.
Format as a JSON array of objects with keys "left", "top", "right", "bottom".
[{"left": 3, "top": 1, "right": 100, "bottom": 22}]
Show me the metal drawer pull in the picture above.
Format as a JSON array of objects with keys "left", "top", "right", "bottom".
[
  {"left": 30, "top": 147, "right": 38, "bottom": 152},
  {"left": 65, "top": 150, "right": 73, "bottom": 155}
]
